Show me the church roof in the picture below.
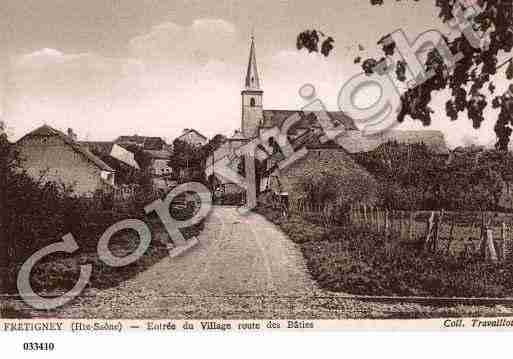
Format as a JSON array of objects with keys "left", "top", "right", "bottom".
[
  {"left": 245, "top": 37, "right": 261, "bottom": 90},
  {"left": 289, "top": 128, "right": 345, "bottom": 150},
  {"left": 261, "top": 110, "right": 358, "bottom": 132}
]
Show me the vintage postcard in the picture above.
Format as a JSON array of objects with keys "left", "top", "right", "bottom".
[{"left": 3, "top": 0, "right": 513, "bottom": 347}]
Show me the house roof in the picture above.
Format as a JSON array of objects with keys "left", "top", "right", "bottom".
[
  {"left": 115, "top": 135, "right": 166, "bottom": 150},
  {"left": 176, "top": 129, "right": 208, "bottom": 142},
  {"left": 144, "top": 150, "right": 171, "bottom": 160},
  {"left": 290, "top": 128, "right": 345, "bottom": 150},
  {"left": 80, "top": 141, "right": 115, "bottom": 155},
  {"left": 18, "top": 125, "right": 114, "bottom": 172},
  {"left": 262, "top": 110, "right": 358, "bottom": 132}
]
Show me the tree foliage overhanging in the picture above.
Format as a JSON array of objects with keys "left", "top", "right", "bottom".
[{"left": 296, "top": 0, "right": 513, "bottom": 149}]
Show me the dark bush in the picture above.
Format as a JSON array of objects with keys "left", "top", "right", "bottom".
[{"left": 0, "top": 136, "right": 204, "bottom": 296}]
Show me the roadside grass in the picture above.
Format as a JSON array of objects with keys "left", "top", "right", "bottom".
[{"left": 257, "top": 206, "right": 513, "bottom": 298}]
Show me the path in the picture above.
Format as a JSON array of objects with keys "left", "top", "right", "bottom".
[{"left": 43, "top": 207, "right": 513, "bottom": 319}]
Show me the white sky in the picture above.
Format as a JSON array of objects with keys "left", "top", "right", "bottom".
[{"left": 1, "top": 0, "right": 511, "bottom": 148}]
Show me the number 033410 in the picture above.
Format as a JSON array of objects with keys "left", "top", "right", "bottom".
[{"left": 23, "top": 342, "right": 55, "bottom": 351}]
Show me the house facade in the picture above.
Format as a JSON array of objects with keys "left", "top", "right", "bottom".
[{"left": 17, "top": 125, "right": 115, "bottom": 197}]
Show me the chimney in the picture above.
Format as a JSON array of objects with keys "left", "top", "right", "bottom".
[{"left": 67, "top": 128, "right": 77, "bottom": 141}]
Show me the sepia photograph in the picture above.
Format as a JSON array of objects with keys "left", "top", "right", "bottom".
[{"left": 3, "top": 0, "right": 513, "bottom": 336}]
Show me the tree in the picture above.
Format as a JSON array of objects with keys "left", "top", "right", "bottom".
[
  {"left": 168, "top": 139, "right": 205, "bottom": 183},
  {"left": 297, "top": 0, "right": 513, "bottom": 148},
  {"left": 203, "top": 134, "right": 227, "bottom": 156},
  {"left": 0, "top": 131, "right": 12, "bottom": 272}
]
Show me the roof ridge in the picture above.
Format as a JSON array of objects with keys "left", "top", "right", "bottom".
[{"left": 19, "top": 125, "right": 114, "bottom": 172}]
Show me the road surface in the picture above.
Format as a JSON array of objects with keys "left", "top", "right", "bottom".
[{"left": 39, "top": 207, "right": 513, "bottom": 319}]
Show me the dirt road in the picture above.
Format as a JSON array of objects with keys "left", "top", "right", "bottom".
[{"left": 43, "top": 207, "right": 513, "bottom": 319}]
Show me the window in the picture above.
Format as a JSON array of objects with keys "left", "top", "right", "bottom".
[{"left": 250, "top": 97, "right": 256, "bottom": 107}]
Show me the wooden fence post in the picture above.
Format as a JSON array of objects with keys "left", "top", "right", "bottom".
[
  {"left": 424, "top": 211, "right": 436, "bottom": 252},
  {"left": 397, "top": 211, "right": 402, "bottom": 239},
  {"left": 409, "top": 211, "right": 414, "bottom": 241},
  {"left": 385, "top": 210, "right": 390, "bottom": 237},
  {"left": 502, "top": 222, "right": 508, "bottom": 261},
  {"left": 446, "top": 219, "right": 455, "bottom": 254},
  {"left": 374, "top": 207, "right": 379, "bottom": 233},
  {"left": 479, "top": 212, "right": 487, "bottom": 259},
  {"left": 434, "top": 210, "right": 444, "bottom": 253},
  {"left": 486, "top": 228, "right": 498, "bottom": 263}
]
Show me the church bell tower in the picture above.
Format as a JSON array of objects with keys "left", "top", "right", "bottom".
[{"left": 241, "top": 36, "right": 263, "bottom": 138}]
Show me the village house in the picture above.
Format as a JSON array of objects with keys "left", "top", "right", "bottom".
[{"left": 16, "top": 125, "right": 116, "bottom": 197}]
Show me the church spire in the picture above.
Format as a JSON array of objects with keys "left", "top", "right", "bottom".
[{"left": 245, "top": 36, "right": 261, "bottom": 90}]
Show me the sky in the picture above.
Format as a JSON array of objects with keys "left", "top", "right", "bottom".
[{"left": 0, "top": 0, "right": 511, "bottom": 148}]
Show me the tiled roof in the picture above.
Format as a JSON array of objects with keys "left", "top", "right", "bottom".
[
  {"left": 290, "top": 128, "right": 345, "bottom": 150},
  {"left": 115, "top": 135, "right": 166, "bottom": 150},
  {"left": 262, "top": 110, "right": 358, "bottom": 132},
  {"left": 176, "top": 129, "right": 208, "bottom": 141},
  {"left": 144, "top": 150, "right": 171, "bottom": 159},
  {"left": 144, "top": 137, "right": 167, "bottom": 150},
  {"left": 80, "top": 141, "right": 115, "bottom": 155},
  {"left": 18, "top": 125, "right": 114, "bottom": 172}
]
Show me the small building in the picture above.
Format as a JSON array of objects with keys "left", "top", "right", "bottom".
[
  {"left": 16, "top": 125, "right": 115, "bottom": 197},
  {"left": 175, "top": 128, "right": 208, "bottom": 147}
]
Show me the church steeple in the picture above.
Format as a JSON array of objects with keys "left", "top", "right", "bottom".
[
  {"left": 245, "top": 36, "right": 261, "bottom": 90},
  {"left": 241, "top": 36, "right": 264, "bottom": 138}
]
